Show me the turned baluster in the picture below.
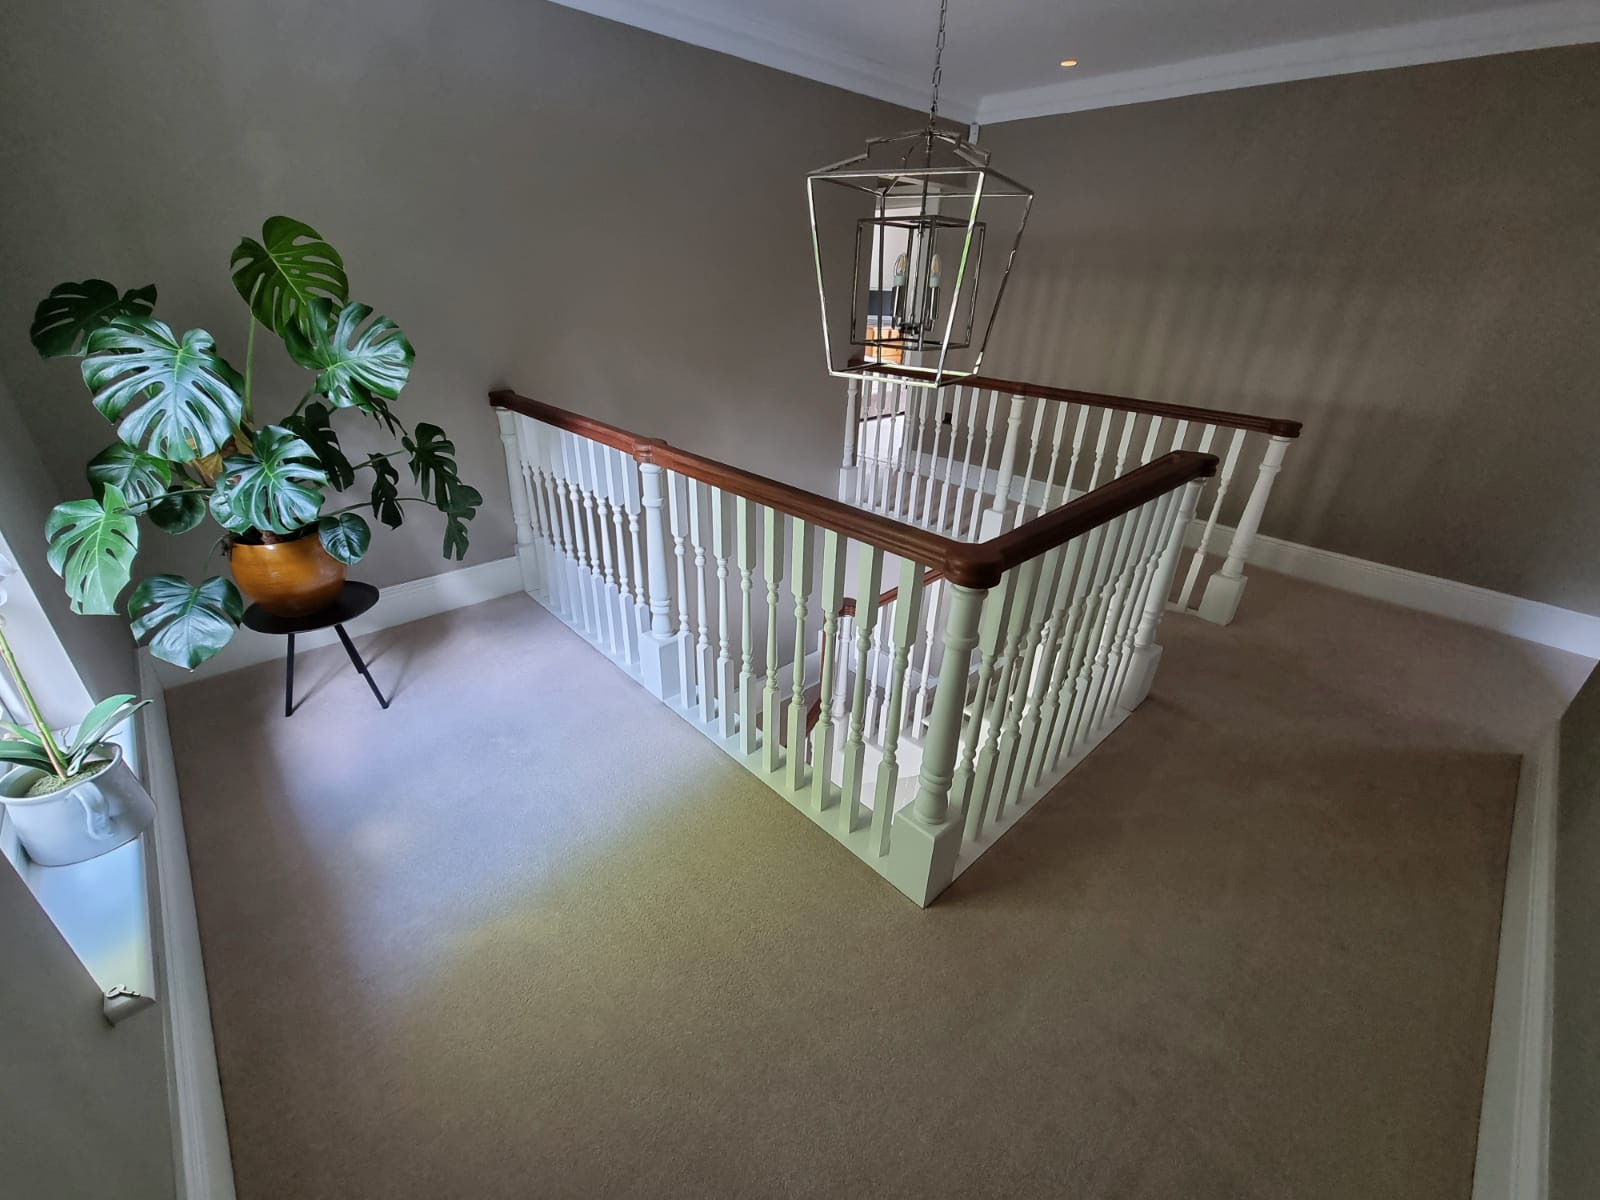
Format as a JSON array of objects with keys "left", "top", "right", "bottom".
[
  {"left": 688, "top": 478, "right": 714, "bottom": 724},
  {"left": 839, "top": 543, "right": 884, "bottom": 835},
  {"left": 785, "top": 517, "right": 815, "bottom": 793},
  {"left": 762, "top": 506, "right": 785, "bottom": 775},
  {"left": 871, "top": 559, "right": 925, "bottom": 857},
  {"left": 710, "top": 487, "right": 735, "bottom": 739},
  {"left": 666, "top": 470, "right": 693, "bottom": 708},
  {"left": 735, "top": 497, "right": 759, "bottom": 755},
  {"left": 809, "top": 529, "right": 848, "bottom": 808}
]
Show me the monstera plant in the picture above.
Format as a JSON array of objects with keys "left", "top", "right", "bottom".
[{"left": 30, "top": 216, "right": 480, "bottom": 669}]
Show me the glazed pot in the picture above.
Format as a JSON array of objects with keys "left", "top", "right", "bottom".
[
  {"left": 229, "top": 530, "right": 346, "bottom": 616},
  {"left": 0, "top": 744, "right": 157, "bottom": 867}
]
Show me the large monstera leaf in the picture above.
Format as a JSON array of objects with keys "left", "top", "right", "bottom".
[
  {"left": 284, "top": 300, "right": 413, "bottom": 410},
  {"left": 128, "top": 575, "right": 243, "bottom": 670},
  {"left": 82, "top": 317, "right": 244, "bottom": 462},
  {"left": 281, "top": 401, "right": 354, "bottom": 490},
  {"left": 404, "top": 424, "right": 480, "bottom": 560},
  {"left": 230, "top": 216, "right": 347, "bottom": 338},
  {"left": 86, "top": 442, "right": 172, "bottom": 503},
  {"left": 208, "top": 425, "right": 328, "bottom": 535},
  {"left": 317, "top": 513, "right": 371, "bottom": 565},
  {"left": 367, "top": 453, "right": 403, "bottom": 528},
  {"left": 31, "top": 280, "right": 157, "bottom": 357},
  {"left": 45, "top": 484, "right": 139, "bottom": 615}
]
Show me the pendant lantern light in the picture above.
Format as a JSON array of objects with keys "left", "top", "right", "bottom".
[{"left": 807, "top": 0, "right": 1033, "bottom": 388}]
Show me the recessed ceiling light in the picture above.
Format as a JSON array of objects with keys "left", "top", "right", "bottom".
[{"left": 1059, "top": 59, "right": 1079, "bottom": 68}]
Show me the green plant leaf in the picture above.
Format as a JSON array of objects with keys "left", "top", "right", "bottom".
[
  {"left": 208, "top": 425, "right": 328, "bottom": 535},
  {"left": 0, "top": 723, "right": 48, "bottom": 748},
  {"left": 86, "top": 442, "right": 172, "bottom": 504},
  {"left": 404, "top": 424, "right": 481, "bottom": 514},
  {"left": 282, "top": 401, "right": 355, "bottom": 490},
  {"left": 0, "top": 740, "right": 54, "bottom": 771},
  {"left": 67, "top": 694, "right": 149, "bottom": 760},
  {"left": 128, "top": 575, "right": 243, "bottom": 670},
  {"left": 284, "top": 300, "right": 413, "bottom": 410},
  {"left": 443, "top": 511, "right": 472, "bottom": 560},
  {"left": 148, "top": 486, "right": 207, "bottom": 534},
  {"left": 229, "top": 216, "right": 347, "bottom": 338},
  {"left": 45, "top": 484, "right": 139, "bottom": 615},
  {"left": 30, "top": 280, "right": 157, "bottom": 358},
  {"left": 82, "top": 317, "right": 244, "bottom": 462},
  {"left": 367, "top": 453, "right": 403, "bottom": 528},
  {"left": 317, "top": 513, "right": 371, "bottom": 565}
]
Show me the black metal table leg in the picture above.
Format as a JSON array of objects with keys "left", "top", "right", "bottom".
[
  {"left": 285, "top": 631, "right": 296, "bottom": 717},
  {"left": 334, "top": 623, "right": 390, "bottom": 710}
]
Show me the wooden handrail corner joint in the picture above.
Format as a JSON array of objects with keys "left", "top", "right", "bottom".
[{"left": 490, "top": 391, "right": 1218, "bottom": 591}]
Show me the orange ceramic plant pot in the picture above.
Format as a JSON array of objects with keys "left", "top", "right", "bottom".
[{"left": 229, "top": 531, "right": 346, "bottom": 617}]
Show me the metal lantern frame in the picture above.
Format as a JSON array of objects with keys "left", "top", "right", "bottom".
[{"left": 807, "top": 128, "right": 1033, "bottom": 390}]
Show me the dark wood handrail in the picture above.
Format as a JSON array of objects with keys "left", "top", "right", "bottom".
[
  {"left": 844, "top": 360, "right": 1301, "bottom": 439},
  {"left": 489, "top": 390, "right": 1216, "bottom": 589},
  {"left": 961, "top": 375, "right": 1302, "bottom": 439}
]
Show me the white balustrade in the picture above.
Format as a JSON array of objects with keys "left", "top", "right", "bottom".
[{"left": 499, "top": 393, "right": 1212, "bottom": 908}]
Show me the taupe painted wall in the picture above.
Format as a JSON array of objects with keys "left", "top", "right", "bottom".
[
  {"left": 981, "top": 44, "right": 1600, "bottom": 614},
  {"left": 0, "top": 859, "right": 175, "bottom": 1199},
  {"left": 1554, "top": 662, "right": 1600, "bottom": 1199},
  {"left": 0, "top": 0, "right": 913, "bottom": 605}
]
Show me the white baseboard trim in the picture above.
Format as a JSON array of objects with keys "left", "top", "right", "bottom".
[
  {"left": 138, "top": 654, "right": 237, "bottom": 1200},
  {"left": 1473, "top": 724, "right": 1557, "bottom": 1200},
  {"left": 153, "top": 556, "right": 523, "bottom": 687},
  {"left": 1186, "top": 520, "right": 1600, "bottom": 658}
]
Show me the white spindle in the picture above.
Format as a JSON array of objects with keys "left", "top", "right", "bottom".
[
  {"left": 988, "top": 553, "right": 1051, "bottom": 819},
  {"left": 956, "top": 572, "right": 1014, "bottom": 841},
  {"left": 1085, "top": 407, "right": 1114, "bottom": 492},
  {"left": 1021, "top": 535, "right": 1094, "bottom": 792},
  {"left": 871, "top": 558, "right": 925, "bottom": 857},
  {"left": 920, "top": 391, "right": 946, "bottom": 529},
  {"left": 586, "top": 439, "right": 620, "bottom": 658},
  {"left": 762, "top": 506, "right": 785, "bottom": 774},
  {"left": 1012, "top": 398, "right": 1046, "bottom": 529},
  {"left": 1121, "top": 479, "right": 1205, "bottom": 710},
  {"left": 965, "top": 392, "right": 999, "bottom": 541},
  {"left": 559, "top": 433, "right": 596, "bottom": 638},
  {"left": 1005, "top": 542, "right": 1074, "bottom": 808},
  {"left": 621, "top": 451, "right": 648, "bottom": 641},
  {"left": 910, "top": 577, "right": 943, "bottom": 738},
  {"left": 840, "top": 378, "right": 861, "bottom": 500},
  {"left": 710, "top": 487, "right": 735, "bottom": 739},
  {"left": 1036, "top": 402, "right": 1071, "bottom": 519},
  {"left": 688, "top": 478, "right": 714, "bottom": 724},
  {"left": 604, "top": 447, "right": 638, "bottom": 668},
  {"left": 967, "top": 556, "right": 1040, "bottom": 838},
  {"left": 810, "top": 529, "right": 848, "bottom": 808},
  {"left": 497, "top": 410, "right": 538, "bottom": 597},
  {"left": 785, "top": 517, "right": 815, "bottom": 793},
  {"left": 981, "top": 393, "right": 1026, "bottom": 537},
  {"left": 840, "top": 544, "right": 885, "bottom": 835},
  {"left": 932, "top": 388, "right": 964, "bottom": 532},
  {"left": 736, "top": 498, "right": 759, "bottom": 755},
  {"left": 667, "top": 470, "right": 693, "bottom": 707},
  {"left": 1042, "top": 520, "right": 1118, "bottom": 771}
]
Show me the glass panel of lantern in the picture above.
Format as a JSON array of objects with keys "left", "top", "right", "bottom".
[{"left": 808, "top": 129, "right": 1032, "bottom": 388}]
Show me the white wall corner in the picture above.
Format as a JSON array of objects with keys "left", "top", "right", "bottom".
[
  {"left": 1472, "top": 723, "right": 1557, "bottom": 1200},
  {"left": 137, "top": 655, "right": 238, "bottom": 1200}
]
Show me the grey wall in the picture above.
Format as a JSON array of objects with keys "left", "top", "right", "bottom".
[
  {"left": 980, "top": 44, "right": 1600, "bottom": 614},
  {"left": 0, "top": 859, "right": 175, "bottom": 1199},
  {"left": 1553, "top": 662, "right": 1600, "bottom": 1199},
  {"left": 0, "top": 0, "right": 913, "bottom": 604}
]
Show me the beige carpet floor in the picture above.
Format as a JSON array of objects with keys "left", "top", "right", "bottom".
[{"left": 167, "top": 571, "right": 1591, "bottom": 1200}]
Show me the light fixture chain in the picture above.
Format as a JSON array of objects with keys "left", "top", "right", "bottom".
[{"left": 927, "top": 0, "right": 948, "bottom": 132}]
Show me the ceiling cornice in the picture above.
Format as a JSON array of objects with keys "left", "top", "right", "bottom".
[
  {"left": 974, "top": 0, "right": 1600, "bottom": 123},
  {"left": 546, "top": 0, "right": 979, "bottom": 119}
]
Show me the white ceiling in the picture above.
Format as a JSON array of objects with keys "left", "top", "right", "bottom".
[{"left": 551, "top": 0, "right": 1600, "bottom": 122}]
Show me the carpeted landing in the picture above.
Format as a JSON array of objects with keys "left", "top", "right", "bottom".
[{"left": 166, "top": 571, "right": 1591, "bottom": 1199}]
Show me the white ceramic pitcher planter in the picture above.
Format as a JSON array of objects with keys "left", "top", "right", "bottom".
[{"left": 0, "top": 744, "right": 156, "bottom": 867}]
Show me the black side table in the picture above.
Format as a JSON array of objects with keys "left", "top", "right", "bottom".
[{"left": 242, "top": 581, "right": 391, "bottom": 717}]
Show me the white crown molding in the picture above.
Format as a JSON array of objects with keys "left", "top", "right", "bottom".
[
  {"left": 545, "top": 0, "right": 977, "bottom": 119},
  {"left": 975, "top": 0, "right": 1600, "bottom": 123}
]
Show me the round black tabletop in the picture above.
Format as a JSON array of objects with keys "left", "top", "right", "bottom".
[{"left": 242, "top": 581, "right": 380, "bottom": 636}]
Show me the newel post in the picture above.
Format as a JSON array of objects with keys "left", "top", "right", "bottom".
[
  {"left": 979, "top": 394, "right": 1026, "bottom": 538},
  {"left": 886, "top": 580, "right": 987, "bottom": 907},
  {"left": 1198, "top": 435, "right": 1292, "bottom": 626},
  {"left": 497, "top": 410, "right": 540, "bottom": 598},
  {"left": 838, "top": 378, "right": 861, "bottom": 500},
  {"left": 636, "top": 456, "right": 682, "bottom": 701},
  {"left": 1120, "top": 479, "right": 1205, "bottom": 711}
]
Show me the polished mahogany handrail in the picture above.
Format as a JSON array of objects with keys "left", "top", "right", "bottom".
[
  {"left": 489, "top": 389, "right": 1216, "bottom": 589},
  {"left": 843, "top": 360, "right": 1301, "bottom": 439}
]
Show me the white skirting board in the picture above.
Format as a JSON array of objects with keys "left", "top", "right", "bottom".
[
  {"left": 1186, "top": 521, "right": 1600, "bottom": 659},
  {"left": 138, "top": 654, "right": 238, "bottom": 1200},
  {"left": 1472, "top": 724, "right": 1557, "bottom": 1200},
  {"left": 151, "top": 556, "right": 523, "bottom": 687}
]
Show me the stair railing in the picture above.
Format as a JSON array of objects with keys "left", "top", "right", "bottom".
[
  {"left": 493, "top": 389, "right": 1215, "bottom": 906},
  {"left": 839, "top": 371, "right": 1300, "bottom": 625}
]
